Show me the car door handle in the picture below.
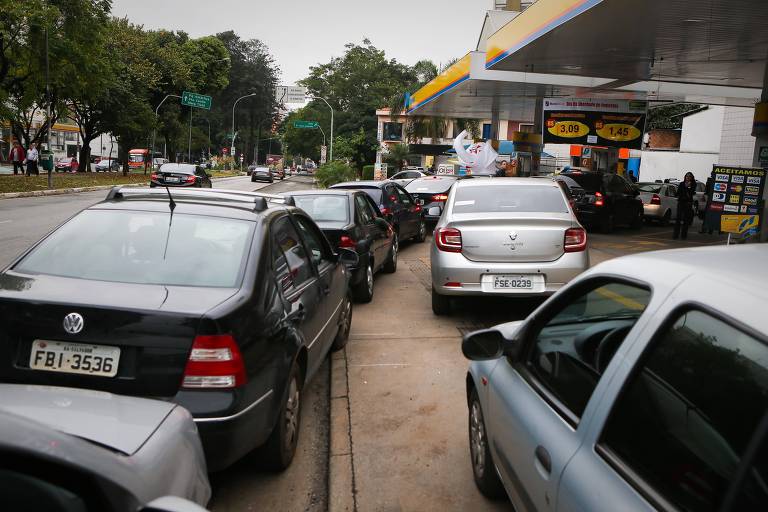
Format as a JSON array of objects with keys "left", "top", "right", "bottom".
[{"left": 534, "top": 445, "right": 552, "bottom": 474}]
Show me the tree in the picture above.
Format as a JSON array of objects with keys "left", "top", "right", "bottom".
[
  {"left": 314, "top": 161, "right": 356, "bottom": 188},
  {"left": 281, "top": 106, "right": 326, "bottom": 162},
  {"left": 333, "top": 128, "right": 377, "bottom": 170},
  {"left": 384, "top": 143, "right": 412, "bottom": 173},
  {"left": 647, "top": 103, "right": 700, "bottom": 130}
]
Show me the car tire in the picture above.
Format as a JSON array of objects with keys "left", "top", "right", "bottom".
[
  {"left": 414, "top": 219, "right": 427, "bottom": 243},
  {"left": 630, "top": 209, "right": 643, "bottom": 229},
  {"left": 600, "top": 214, "right": 615, "bottom": 234},
  {"left": 661, "top": 210, "right": 671, "bottom": 226},
  {"left": 469, "top": 388, "right": 506, "bottom": 499},
  {"left": 251, "top": 175, "right": 257, "bottom": 182},
  {"left": 432, "top": 287, "right": 451, "bottom": 316},
  {"left": 261, "top": 361, "right": 302, "bottom": 471},
  {"left": 352, "top": 259, "right": 374, "bottom": 303},
  {"left": 331, "top": 294, "right": 353, "bottom": 351},
  {"left": 383, "top": 234, "right": 398, "bottom": 274}
]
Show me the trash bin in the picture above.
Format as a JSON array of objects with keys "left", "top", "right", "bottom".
[{"left": 40, "top": 151, "right": 54, "bottom": 172}]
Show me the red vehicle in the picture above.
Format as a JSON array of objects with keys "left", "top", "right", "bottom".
[
  {"left": 128, "top": 149, "right": 150, "bottom": 171},
  {"left": 54, "top": 157, "right": 79, "bottom": 173}
]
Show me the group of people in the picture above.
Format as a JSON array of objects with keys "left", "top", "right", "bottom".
[{"left": 7, "top": 141, "right": 40, "bottom": 176}]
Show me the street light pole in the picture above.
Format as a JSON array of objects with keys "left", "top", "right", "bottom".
[
  {"left": 309, "top": 95, "right": 334, "bottom": 162},
  {"left": 231, "top": 93, "right": 258, "bottom": 168},
  {"left": 45, "top": 0, "right": 52, "bottom": 188},
  {"left": 151, "top": 94, "right": 181, "bottom": 168}
]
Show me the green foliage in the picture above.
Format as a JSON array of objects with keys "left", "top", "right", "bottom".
[
  {"left": 315, "top": 161, "right": 356, "bottom": 189},
  {"left": 647, "top": 104, "right": 700, "bottom": 130},
  {"left": 384, "top": 144, "right": 412, "bottom": 172},
  {"left": 362, "top": 165, "right": 375, "bottom": 180},
  {"left": 333, "top": 128, "right": 378, "bottom": 171}
]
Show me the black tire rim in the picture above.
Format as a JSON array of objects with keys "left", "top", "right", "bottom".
[{"left": 470, "top": 399, "right": 486, "bottom": 477}]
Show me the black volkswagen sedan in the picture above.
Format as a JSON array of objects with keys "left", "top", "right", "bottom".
[
  {"left": 330, "top": 180, "right": 427, "bottom": 244},
  {"left": 150, "top": 163, "right": 212, "bottom": 188},
  {"left": 287, "top": 190, "right": 396, "bottom": 303},
  {"left": 0, "top": 187, "right": 356, "bottom": 471}
]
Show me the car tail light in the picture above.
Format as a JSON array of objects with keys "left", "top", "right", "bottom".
[
  {"left": 150, "top": 173, "right": 159, "bottom": 181},
  {"left": 444, "top": 281, "right": 462, "bottom": 288},
  {"left": 650, "top": 194, "right": 661, "bottom": 205},
  {"left": 594, "top": 191, "right": 605, "bottom": 207},
  {"left": 185, "top": 175, "right": 196, "bottom": 183},
  {"left": 380, "top": 206, "right": 391, "bottom": 216},
  {"left": 182, "top": 335, "right": 247, "bottom": 389},
  {"left": 564, "top": 228, "right": 587, "bottom": 253},
  {"left": 339, "top": 235, "right": 357, "bottom": 249},
  {"left": 389, "top": 194, "right": 397, "bottom": 202},
  {"left": 432, "top": 194, "right": 449, "bottom": 202},
  {"left": 435, "top": 227, "right": 462, "bottom": 252}
]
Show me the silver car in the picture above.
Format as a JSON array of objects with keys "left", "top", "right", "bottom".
[
  {"left": 429, "top": 178, "right": 589, "bottom": 315},
  {"left": 0, "top": 384, "right": 210, "bottom": 511},
  {"left": 389, "top": 169, "right": 430, "bottom": 186},
  {"left": 636, "top": 182, "right": 678, "bottom": 224},
  {"left": 463, "top": 244, "right": 768, "bottom": 511}
]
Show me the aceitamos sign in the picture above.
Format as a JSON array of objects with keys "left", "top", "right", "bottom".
[{"left": 543, "top": 98, "right": 648, "bottom": 150}]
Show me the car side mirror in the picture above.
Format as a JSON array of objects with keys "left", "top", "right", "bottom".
[
  {"left": 140, "top": 496, "right": 208, "bottom": 512},
  {"left": 338, "top": 248, "right": 359, "bottom": 268},
  {"left": 462, "top": 327, "right": 523, "bottom": 361},
  {"left": 428, "top": 206, "right": 441, "bottom": 217}
]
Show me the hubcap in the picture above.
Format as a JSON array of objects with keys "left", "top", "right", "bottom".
[
  {"left": 420, "top": 221, "right": 426, "bottom": 238},
  {"left": 392, "top": 237, "right": 398, "bottom": 264},
  {"left": 470, "top": 401, "right": 486, "bottom": 476},
  {"left": 366, "top": 264, "right": 374, "bottom": 294},
  {"left": 340, "top": 298, "right": 352, "bottom": 337},
  {"left": 284, "top": 377, "right": 300, "bottom": 450}
]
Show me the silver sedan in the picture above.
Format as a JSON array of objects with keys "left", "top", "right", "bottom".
[{"left": 429, "top": 178, "right": 589, "bottom": 315}]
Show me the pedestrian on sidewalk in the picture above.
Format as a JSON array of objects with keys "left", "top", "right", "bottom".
[
  {"left": 673, "top": 171, "right": 696, "bottom": 240},
  {"left": 8, "top": 141, "right": 25, "bottom": 175},
  {"left": 25, "top": 143, "right": 39, "bottom": 176}
]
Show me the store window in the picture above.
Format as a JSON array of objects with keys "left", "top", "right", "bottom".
[
  {"left": 482, "top": 123, "right": 492, "bottom": 140},
  {"left": 383, "top": 123, "right": 403, "bottom": 141}
]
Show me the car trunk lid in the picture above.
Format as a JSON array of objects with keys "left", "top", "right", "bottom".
[{"left": 450, "top": 213, "right": 574, "bottom": 263}]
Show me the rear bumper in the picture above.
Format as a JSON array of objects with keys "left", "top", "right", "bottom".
[
  {"left": 251, "top": 175, "right": 273, "bottom": 182},
  {"left": 178, "top": 388, "right": 277, "bottom": 472},
  {"left": 150, "top": 180, "right": 196, "bottom": 187},
  {"left": 430, "top": 246, "right": 589, "bottom": 297},
  {"left": 642, "top": 204, "right": 668, "bottom": 219},
  {"left": 575, "top": 208, "right": 604, "bottom": 226}
]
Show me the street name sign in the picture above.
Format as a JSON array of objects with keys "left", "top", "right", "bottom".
[
  {"left": 181, "top": 91, "right": 212, "bottom": 110},
  {"left": 294, "top": 120, "right": 319, "bottom": 129}
]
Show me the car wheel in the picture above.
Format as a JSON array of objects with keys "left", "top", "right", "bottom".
[
  {"left": 331, "top": 294, "right": 353, "bottom": 351},
  {"left": 383, "top": 234, "right": 398, "bottom": 274},
  {"left": 661, "top": 209, "right": 671, "bottom": 226},
  {"left": 600, "top": 214, "right": 615, "bottom": 234},
  {"left": 469, "top": 388, "right": 506, "bottom": 499},
  {"left": 251, "top": 175, "right": 257, "bottom": 182},
  {"left": 352, "top": 260, "right": 374, "bottom": 303},
  {"left": 431, "top": 287, "right": 451, "bottom": 316},
  {"left": 630, "top": 209, "right": 643, "bottom": 229},
  {"left": 415, "top": 219, "right": 427, "bottom": 243},
  {"left": 261, "top": 361, "right": 302, "bottom": 471}
]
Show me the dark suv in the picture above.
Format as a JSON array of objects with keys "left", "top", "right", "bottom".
[
  {"left": 330, "top": 180, "right": 427, "bottom": 244},
  {"left": 559, "top": 169, "right": 643, "bottom": 233},
  {"left": 0, "top": 187, "right": 356, "bottom": 471}
]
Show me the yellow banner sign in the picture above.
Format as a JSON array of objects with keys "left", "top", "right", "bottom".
[
  {"left": 720, "top": 214, "right": 759, "bottom": 234},
  {"left": 596, "top": 123, "right": 642, "bottom": 142},
  {"left": 547, "top": 121, "right": 590, "bottom": 138}
]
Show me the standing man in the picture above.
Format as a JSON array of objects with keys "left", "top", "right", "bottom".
[
  {"left": 25, "top": 143, "right": 39, "bottom": 176},
  {"left": 8, "top": 141, "right": 25, "bottom": 175}
]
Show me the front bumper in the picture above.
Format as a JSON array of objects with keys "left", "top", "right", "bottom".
[{"left": 430, "top": 246, "right": 589, "bottom": 297}]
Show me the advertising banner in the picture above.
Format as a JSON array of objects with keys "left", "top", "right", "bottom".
[
  {"left": 543, "top": 98, "right": 647, "bottom": 149},
  {"left": 374, "top": 163, "right": 388, "bottom": 181},
  {"left": 706, "top": 165, "right": 766, "bottom": 233}
]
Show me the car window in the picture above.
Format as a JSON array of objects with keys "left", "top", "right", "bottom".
[
  {"left": 600, "top": 309, "right": 768, "bottom": 511},
  {"left": 293, "top": 195, "right": 349, "bottom": 223},
  {"left": 666, "top": 185, "right": 677, "bottom": 197},
  {"left": 363, "top": 195, "right": 382, "bottom": 217},
  {"left": 605, "top": 175, "right": 625, "bottom": 194},
  {"left": 453, "top": 184, "right": 569, "bottom": 214},
  {"left": 293, "top": 215, "right": 333, "bottom": 269},
  {"left": 638, "top": 183, "right": 662, "bottom": 193},
  {"left": 524, "top": 282, "right": 651, "bottom": 420},
  {"left": 383, "top": 185, "right": 399, "bottom": 205},
  {"left": 391, "top": 172, "right": 405, "bottom": 180},
  {"left": 355, "top": 194, "right": 374, "bottom": 224},
  {"left": 272, "top": 216, "right": 313, "bottom": 288},
  {"left": 395, "top": 186, "right": 413, "bottom": 206},
  {"left": 730, "top": 429, "right": 768, "bottom": 510}
]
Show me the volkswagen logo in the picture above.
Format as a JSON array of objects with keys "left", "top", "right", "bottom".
[
  {"left": 509, "top": 232, "right": 518, "bottom": 241},
  {"left": 62, "top": 313, "right": 84, "bottom": 334}
]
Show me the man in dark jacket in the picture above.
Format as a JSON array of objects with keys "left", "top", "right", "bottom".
[{"left": 673, "top": 171, "right": 696, "bottom": 240}]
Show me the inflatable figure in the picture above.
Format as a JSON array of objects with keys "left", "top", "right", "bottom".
[{"left": 452, "top": 130, "right": 499, "bottom": 176}]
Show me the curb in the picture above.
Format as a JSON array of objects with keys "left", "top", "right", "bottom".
[
  {"left": 329, "top": 347, "right": 356, "bottom": 512},
  {"left": 0, "top": 175, "right": 248, "bottom": 200}
]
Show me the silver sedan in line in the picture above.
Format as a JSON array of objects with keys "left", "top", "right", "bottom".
[
  {"left": 0, "top": 384, "right": 210, "bottom": 512},
  {"left": 429, "top": 178, "right": 589, "bottom": 315}
]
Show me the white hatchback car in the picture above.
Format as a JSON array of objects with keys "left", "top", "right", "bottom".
[{"left": 430, "top": 178, "right": 589, "bottom": 315}]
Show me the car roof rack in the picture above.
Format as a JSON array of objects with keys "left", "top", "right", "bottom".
[{"left": 105, "top": 186, "right": 297, "bottom": 212}]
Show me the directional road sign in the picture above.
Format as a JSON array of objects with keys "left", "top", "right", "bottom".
[
  {"left": 181, "top": 91, "right": 212, "bottom": 110},
  {"left": 276, "top": 86, "right": 308, "bottom": 104},
  {"left": 294, "top": 120, "right": 319, "bottom": 129}
]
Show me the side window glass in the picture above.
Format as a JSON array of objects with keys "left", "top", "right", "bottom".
[
  {"left": 396, "top": 187, "right": 413, "bottom": 206},
  {"left": 294, "top": 215, "right": 332, "bottom": 269},
  {"left": 355, "top": 195, "right": 373, "bottom": 224},
  {"left": 272, "top": 216, "right": 313, "bottom": 289},
  {"left": 600, "top": 310, "right": 768, "bottom": 511},
  {"left": 364, "top": 195, "right": 382, "bottom": 217},
  {"left": 385, "top": 186, "right": 398, "bottom": 205},
  {"left": 525, "top": 282, "right": 651, "bottom": 419},
  {"left": 731, "top": 431, "right": 768, "bottom": 510}
]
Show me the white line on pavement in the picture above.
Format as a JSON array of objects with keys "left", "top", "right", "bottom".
[{"left": 0, "top": 220, "right": 11, "bottom": 224}]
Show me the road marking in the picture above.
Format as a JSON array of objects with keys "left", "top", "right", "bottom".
[
  {"left": 596, "top": 287, "right": 646, "bottom": 311},
  {"left": 0, "top": 220, "right": 10, "bottom": 224}
]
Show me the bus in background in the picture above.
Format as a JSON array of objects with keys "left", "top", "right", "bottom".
[{"left": 128, "top": 148, "right": 150, "bottom": 172}]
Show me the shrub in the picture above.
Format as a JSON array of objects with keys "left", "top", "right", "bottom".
[
  {"left": 315, "top": 161, "right": 356, "bottom": 188},
  {"left": 362, "top": 164, "right": 375, "bottom": 180}
]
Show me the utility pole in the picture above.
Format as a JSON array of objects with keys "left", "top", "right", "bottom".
[
  {"left": 45, "top": 0, "right": 52, "bottom": 188},
  {"left": 188, "top": 107, "right": 192, "bottom": 163},
  {"left": 308, "top": 95, "right": 334, "bottom": 162},
  {"left": 151, "top": 94, "right": 181, "bottom": 168},
  {"left": 232, "top": 93, "right": 258, "bottom": 169}
]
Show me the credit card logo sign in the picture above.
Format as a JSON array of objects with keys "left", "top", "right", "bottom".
[
  {"left": 713, "top": 183, "right": 727, "bottom": 192},
  {"left": 712, "top": 193, "right": 726, "bottom": 202},
  {"left": 747, "top": 176, "right": 762, "bottom": 185},
  {"left": 729, "top": 195, "right": 741, "bottom": 204},
  {"left": 743, "top": 196, "right": 758, "bottom": 205},
  {"left": 745, "top": 186, "right": 760, "bottom": 195},
  {"left": 710, "top": 203, "right": 724, "bottom": 211},
  {"left": 731, "top": 175, "right": 745, "bottom": 184},
  {"left": 715, "top": 174, "right": 729, "bottom": 182},
  {"left": 723, "top": 205, "right": 739, "bottom": 212},
  {"left": 730, "top": 185, "right": 743, "bottom": 193}
]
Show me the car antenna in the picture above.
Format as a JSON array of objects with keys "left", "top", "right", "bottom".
[
  {"left": 164, "top": 186, "right": 176, "bottom": 213},
  {"left": 163, "top": 186, "right": 176, "bottom": 259}
]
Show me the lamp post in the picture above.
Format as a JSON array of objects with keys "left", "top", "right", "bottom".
[
  {"left": 44, "top": 0, "right": 52, "bottom": 188},
  {"left": 308, "top": 95, "right": 334, "bottom": 162},
  {"left": 231, "top": 93, "right": 257, "bottom": 169},
  {"left": 151, "top": 94, "right": 180, "bottom": 169}
]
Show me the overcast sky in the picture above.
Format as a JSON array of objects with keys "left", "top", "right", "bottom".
[{"left": 111, "top": 0, "right": 490, "bottom": 85}]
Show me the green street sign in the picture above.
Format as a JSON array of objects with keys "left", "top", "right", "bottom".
[
  {"left": 181, "top": 91, "right": 212, "bottom": 110},
  {"left": 293, "top": 120, "right": 319, "bottom": 129}
]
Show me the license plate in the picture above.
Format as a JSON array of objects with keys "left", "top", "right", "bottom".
[
  {"left": 30, "top": 340, "right": 120, "bottom": 377},
  {"left": 165, "top": 176, "right": 180, "bottom": 183},
  {"left": 493, "top": 275, "right": 534, "bottom": 290}
]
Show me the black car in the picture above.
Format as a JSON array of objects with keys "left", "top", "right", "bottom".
[
  {"left": 150, "top": 163, "right": 212, "bottom": 188},
  {"left": 330, "top": 180, "right": 427, "bottom": 244},
  {"left": 404, "top": 175, "right": 461, "bottom": 223},
  {"left": 0, "top": 187, "right": 357, "bottom": 472},
  {"left": 251, "top": 167, "right": 274, "bottom": 183},
  {"left": 559, "top": 169, "right": 643, "bottom": 233},
  {"left": 287, "top": 190, "right": 397, "bottom": 303}
]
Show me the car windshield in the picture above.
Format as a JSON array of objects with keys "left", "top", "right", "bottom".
[
  {"left": 452, "top": 185, "right": 568, "bottom": 214},
  {"left": 128, "top": 154, "right": 144, "bottom": 163},
  {"left": 293, "top": 195, "right": 349, "bottom": 223},
  {"left": 637, "top": 183, "right": 662, "bottom": 193},
  {"left": 405, "top": 178, "right": 457, "bottom": 194},
  {"left": 15, "top": 210, "right": 254, "bottom": 288}
]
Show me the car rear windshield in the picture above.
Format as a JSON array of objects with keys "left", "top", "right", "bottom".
[
  {"left": 563, "top": 173, "right": 602, "bottom": 192},
  {"left": 637, "top": 183, "right": 662, "bottom": 193},
  {"left": 15, "top": 210, "right": 254, "bottom": 287},
  {"left": 452, "top": 185, "right": 568, "bottom": 214},
  {"left": 160, "top": 166, "right": 194, "bottom": 175},
  {"left": 333, "top": 186, "right": 382, "bottom": 204},
  {"left": 293, "top": 195, "right": 349, "bottom": 223},
  {"left": 405, "top": 178, "right": 457, "bottom": 194}
]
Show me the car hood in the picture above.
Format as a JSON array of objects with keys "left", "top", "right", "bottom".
[{"left": 0, "top": 384, "right": 176, "bottom": 455}]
